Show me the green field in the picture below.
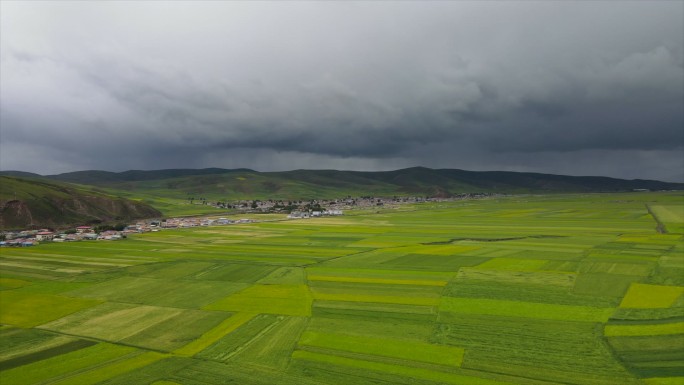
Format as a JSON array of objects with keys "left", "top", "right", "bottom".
[{"left": 1, "top": 192, "right": 683, "bottom": 384}]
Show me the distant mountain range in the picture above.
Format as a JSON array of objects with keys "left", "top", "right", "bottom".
[
  {"left": 1, "top": 167, "right": 681, "bottom": 229},
  {"left": 3, "top": 167, "right": 682, "bottom": 197}
]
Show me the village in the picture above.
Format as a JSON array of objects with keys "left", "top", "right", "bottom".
[
  {"left": 0, "top": 193, "right": 494, "bottom": 247},
  {"left": 0, "top": 211, "right": 341, "bottom": 247},
  {"left": 203, "top": 193, "right": 491, "bottom": 213}
]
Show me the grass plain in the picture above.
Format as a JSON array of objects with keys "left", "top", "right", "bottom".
[{"left": 0, "top": 191, "right": 683, "bottom": 384}]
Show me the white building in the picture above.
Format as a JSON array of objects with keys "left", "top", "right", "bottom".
[{"left": 35, "top": 232, "right": 54, "bottom": 241}]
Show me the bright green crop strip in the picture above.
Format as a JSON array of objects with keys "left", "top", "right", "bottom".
[
  {"left": 604, "top": 322, "right": 684, "bottom": 336},
  {"left": 619, "top": 283, "right": 684, "bottom": 308},
  {"left": 643, "top": 377, "right": 684, "bottom": 385},
  {"left": 0, "top": 291, "right": 101, "bottom": 328}
]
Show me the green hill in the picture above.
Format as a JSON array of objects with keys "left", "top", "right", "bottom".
[
  {"left": 44, "top": 166, "right": 684, "bottom": 197},
  {"left": 0, "top": 176, "right": 161, "bottom": 229},
  {"left": 2, "top": 167, "right": 681, "bottom": 218},
  {"left": 44, "top": 168, "right": 254, "bottom": 184}
]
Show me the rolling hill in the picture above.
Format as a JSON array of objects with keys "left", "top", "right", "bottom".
[
  {"left": 2, "top": 167, "right": 681, "bottom": 220},
  {"left": 41, "top": 167, "right": 684, "bottom": 197},
  {"left": 0, "top": 176, "right": 161, "bottom": 229}
]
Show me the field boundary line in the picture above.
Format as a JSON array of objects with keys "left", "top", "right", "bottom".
[
  {"left": 174, "top": 312, "right": 256, "bottom": 356},
  {"left": 34, "top": 328, "right": 173, "bottom": 354},
  {"left": 645, "top": 204, "right": 668, "bottom": 234},
  {"left": 304, "top": 247, "right": 381, "bottom": 268},
  {"left": 219, "top": 315, "right": 285, "bottom": 361}
]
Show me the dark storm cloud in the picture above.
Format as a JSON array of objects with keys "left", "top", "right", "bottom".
[{"left": 1, "top": 1, "right": 682, "bottom": 180}]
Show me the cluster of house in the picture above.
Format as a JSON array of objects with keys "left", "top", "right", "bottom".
[
  {"left": 160, "top": 217, "right": 254, "bottom": 228},
  {"left": 1, "top": 216, "right": 263, "bottom": 247},
  {"left": 244, "top": 195, "right": 492, "bottom": 214},
  {"left": 1, "top": 193, "right": 497, "bottom": 248},
  {"left": 0, "top": 222, "right": 172, "bottom": 247},
  {"left": 287, "top": 210, "right": 344, "bottom": 219},
  {"left": 199, "top": 196, "right": 434, "bottom": 213},
  {"left": 190, "top": 193, "right": 498, "bottom": 215},
  {"left": 1, "top": 226, "right": 116, "bottom": 247}
]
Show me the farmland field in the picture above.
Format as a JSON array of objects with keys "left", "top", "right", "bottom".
[{"left": 1, "top": 192, "right": 683, "bottom": 384}]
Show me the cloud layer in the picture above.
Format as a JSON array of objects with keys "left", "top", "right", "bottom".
[{"left": 1, "top": 2, "right": 682, "bottom": 181}]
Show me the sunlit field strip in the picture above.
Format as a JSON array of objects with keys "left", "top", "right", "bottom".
[
  {"left": 604, "top": 322, "right": 684, "bottom": 337},
  {"left": 619, "top": 283, "right": 684, "bottom": 308},
  {"left": 0, "top": 291, "right": 101, "bottom": 328},
  {"left": 643, "top": 377, "right": 684, "bottom": 385}
]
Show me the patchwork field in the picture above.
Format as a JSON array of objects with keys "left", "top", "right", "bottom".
[{"left": 1, "top": 192, "right": 683, "bottom": 384}]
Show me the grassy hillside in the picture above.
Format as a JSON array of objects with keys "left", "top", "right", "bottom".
[
  {"left": 4, "top": 167, "right": 681, "bottom": 217},
  {"left": 0, "top": 176, "right": 161, "bottom": 229},
  {"left": 43, "top": 167, "right": 684, "bottom": 199},
  {"left": 43, "top": 168, "right": 254, "bottom": 184}
]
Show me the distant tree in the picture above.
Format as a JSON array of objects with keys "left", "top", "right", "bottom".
[{"left": 94, "top": 224, "right": 114, "bottom": 232}]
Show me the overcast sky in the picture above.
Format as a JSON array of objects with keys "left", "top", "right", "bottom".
[{"left": 1, "top": 1, "right": 683, "bottom": 181}]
